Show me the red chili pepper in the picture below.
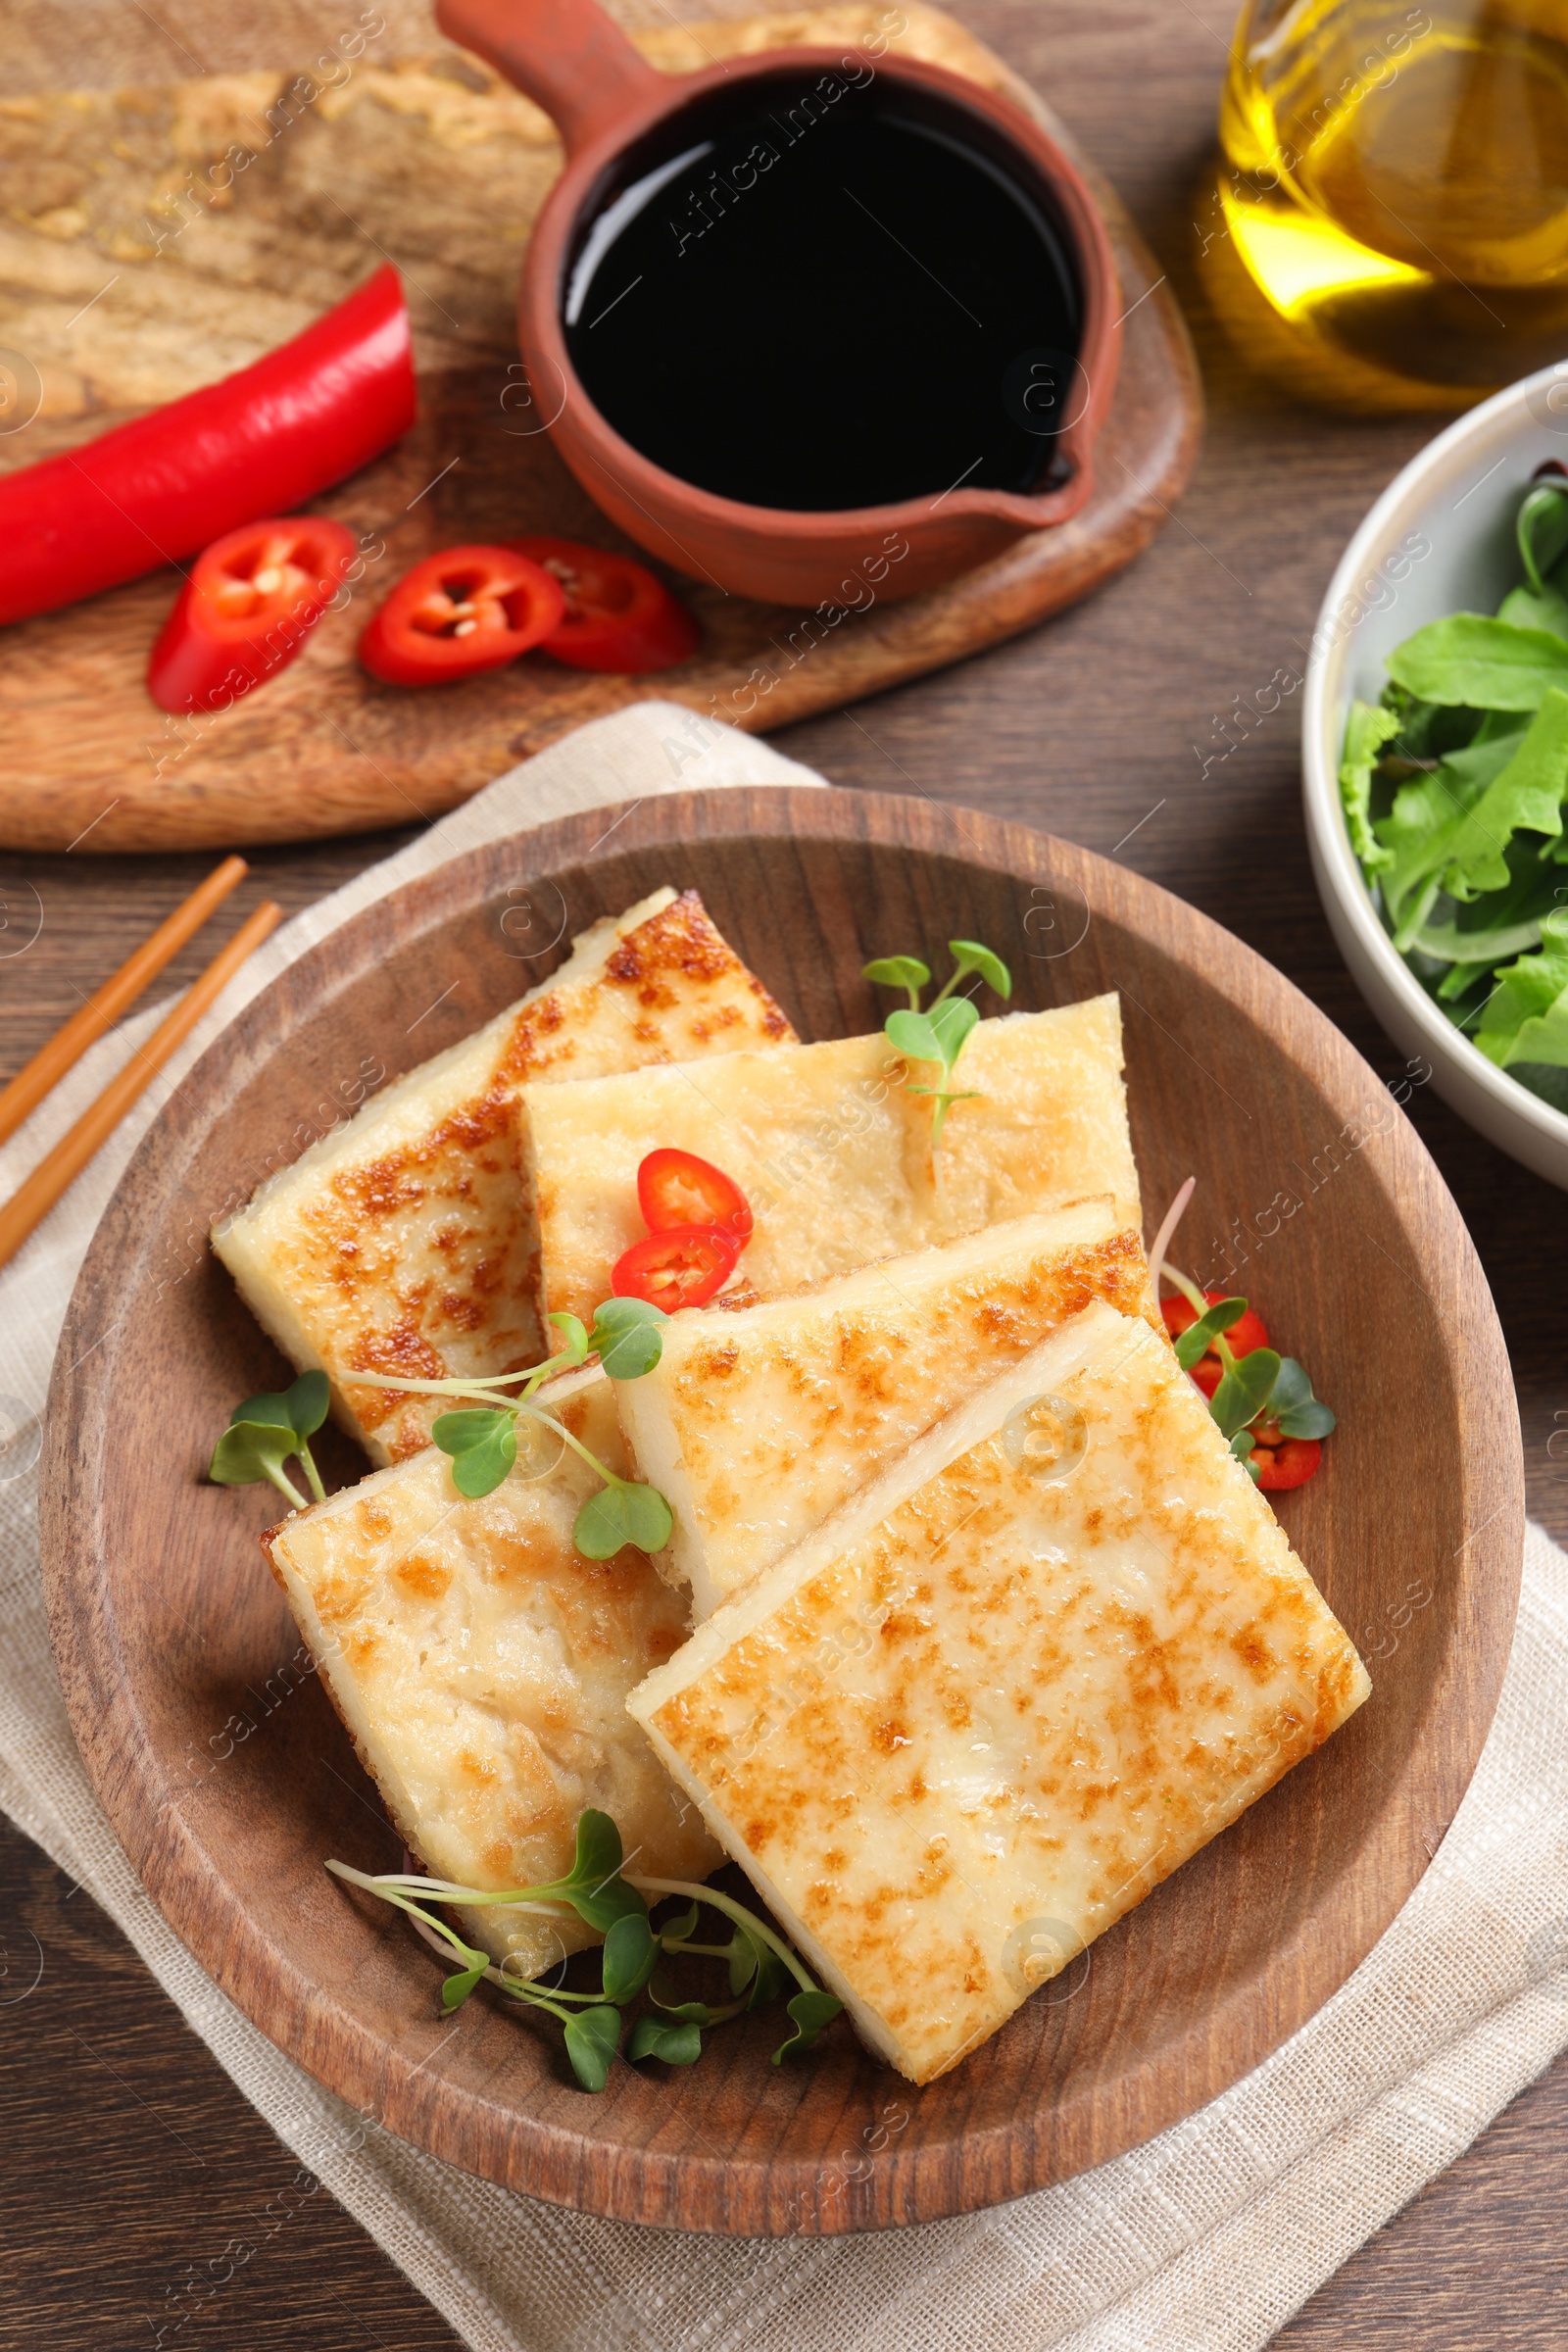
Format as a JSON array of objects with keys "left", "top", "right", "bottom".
[
  {"left": 146, "top": 517, "right": 360, "bottom": 713},
  {"left": 636, "top": 1149, "right": 753, "bottom": 1241},
  {"left": 611, "top": 1225, "right": 740, "bottom": 1311},
  {"left": 1250, "top": 1437, "right": 1322, "bottom": 1492},
  {"left": 506, "top": 535, "right": 699, "bottom": 672},
  {"left": 1160, "top": 1291, "right": 1271, "bottom": 1358},
  {"left": 359, "top": 545, "right": 565, "bottom": 685},
  {"left": 0, "top": 266, "right": 415, "bottom": 628}
]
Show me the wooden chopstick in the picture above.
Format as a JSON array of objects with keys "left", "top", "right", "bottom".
[
  {"left": 0, "top": 855, "right": 249, "bottom": 1151},
  {"left": 0, "top": 898, "right": 282, "bottom": 1274}
]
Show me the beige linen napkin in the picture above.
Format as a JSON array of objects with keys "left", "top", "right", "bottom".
[{"left": 1, "top": 701, "right": 1565, "bottom": 2352}]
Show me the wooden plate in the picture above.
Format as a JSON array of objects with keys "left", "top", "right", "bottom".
[
  {"left": 0, "top": 5, "right": 1200, "bottom": 854},
  {"left": 40, "top": 790, "right": 1522, "bottom": 2233}
]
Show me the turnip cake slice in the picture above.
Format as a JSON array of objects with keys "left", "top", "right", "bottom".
[
  {"left": 615, "top": 1200, "right": 1158, "bottom": 1618},
  {"left": 268, "top": 1379, "right": 719, "bottom": 1977},
  {"left": 629, "top": 1302, "right": 1369, "bottom": 2083},
  {"left": 525, "top": 994, "right": 1139, "bottom": 1329},
  {"left": 215, "top": 888, "right": 795, "bottom": 1464}
]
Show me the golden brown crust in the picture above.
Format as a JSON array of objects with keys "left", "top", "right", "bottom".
[
  {"left": 637, "top": 1312, "right": 1369, "bottom": 2082},
  {"left": 213, "top": 890, "right": 797, "bottom": 1465}
]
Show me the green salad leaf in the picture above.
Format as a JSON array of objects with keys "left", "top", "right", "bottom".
[
  {"left": 1387, "top": 614, "right": 1568, "bottom": 710},
  {"left": 1426, "top": 689, "right": 1568, "bottom": 900},
  {"left": 1475, "top": 908, "right": 1568, "bottom": 1068},
  {"left": 1340, "top": 701, "right": 1399, "bottom": 868},
  {"left": 1499, "top": 583, "right": 1568, "bottom": 641},
  {"left": 1518, "top": 480, "right": 1568, "bottom": 596},
  {"left": 1340, "top": 478, "right": 1568, "bottom": 1118}
]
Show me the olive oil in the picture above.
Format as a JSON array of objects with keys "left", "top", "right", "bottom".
[
  {"left": 564, "top": 73, "right": 1082, "bottom": 511},
  {"left": 1214, "top": 0, "right": 1568, "bottom": 406}
]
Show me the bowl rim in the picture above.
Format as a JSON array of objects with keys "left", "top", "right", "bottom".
[{"left": 1300, "top": 358, "right": 1568, "bottom": 1160}]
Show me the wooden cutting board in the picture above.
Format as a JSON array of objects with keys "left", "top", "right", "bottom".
[{"left": 0, "top": 5, "right": 1201, "bottom": 853}]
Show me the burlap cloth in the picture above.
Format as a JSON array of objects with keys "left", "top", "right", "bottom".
[{"left": 1, "top": 703, "right": 1565, "bottom": 2350}]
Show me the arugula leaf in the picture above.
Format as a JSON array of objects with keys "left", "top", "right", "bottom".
[
  {"left": 861, "top": 954, "right": 931, "bottom": 1008},
  {"left": 572, "top": 1479, "right": 674, "bottom": 1559},
  {"left": 1518, "top": 480, "right": 1568, "bottom": 597},
  {"left": 1475, "top": 908, "right": 1568, "bottom": 1068},
  {"left": 1210, "top": 1348, "right": 1282, "bottom": 1441},
  {"left": 1172, "top": 1296, "right": 1247, "bottom": 1370},
  {"left": 1380, "top": 682, "right": 1487, "bottom": 764},
  {"left": 1376, "top": 708, "right": 1555, "bottom": 946},
  {"left": 208, "top": 1419, "right": 308, "bottom": 1508},
  {"left": 771, "top": 1989, "right": 844, "bottom": 2064},
  {"left": 601, "top": 1910, "right": 660, "bottom": 2004},
  {"left": 944, "top": 940, "right": 1012, "bottom": 998},
  {"left": 587, "top": 1297, "right": 667, "bottom": 1380},
  {"left": 1431, "top": 689, "right": 1568, "bottom": 899},
  {"left": 1499, "top": 583, "right": 1568, "bottom": 641},
  {"left": 1339, "top": 700, "right": 1399, "bottom": 870},
  {"left": 1387, "top": 614, "right": 1568, "bottom": 710},
  {"left": 628, "top": 2015, "right": 703, "bottom": 2065},
  {"left": 1415, "top": 912, "right": 1547, "bottom": 965},
  {"left": 433, "top": 1407, "right": 517, "bottom": 1498},
  {"left": 562, "top": 2004, "right": 621, "bottom": 2091}
]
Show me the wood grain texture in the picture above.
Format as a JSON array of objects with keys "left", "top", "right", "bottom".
[
  {"left": 4, "top": 0, "right": 1567, "bottom": 2336},
  {"left": 38, "top": 786, "right": 1521, "bottom": 2234},
  {"left": 0, "top": 5, "right": 1201, "bottom": 854}
]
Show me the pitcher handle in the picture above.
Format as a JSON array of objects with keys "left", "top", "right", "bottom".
[{"left": 434, "top": 0, "right": 664, "bottom": 155}]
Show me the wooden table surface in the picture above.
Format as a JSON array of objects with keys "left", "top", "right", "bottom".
[{"left": 4, "top": 0, "right": 1567, "bottom": 2343}]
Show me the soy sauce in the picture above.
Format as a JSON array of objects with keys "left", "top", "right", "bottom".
[{"left": 564, "top": 72, "right": 1082, "bottom": 513}]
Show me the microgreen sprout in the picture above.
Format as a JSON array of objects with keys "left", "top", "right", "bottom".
[
  {"left": 208, "top": 1369, "right": 329, "bottom": 1509},
  {"left": 863, "top": 937, "right": 1013, "bottom": 1154},
  {"left": 219, "top": 1301, "right": 677, "bottom": 1561},
  {"left": 327, "top": 1809, "right": 842, "bottom": 2090},
  {"left": 1155, "top": 1191, "right": 1335, "bottom": 1489}
]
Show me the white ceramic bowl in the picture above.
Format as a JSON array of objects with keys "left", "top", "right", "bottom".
[{"left": 1302, "top": 360, "right": 1568, "bottom": 1192}]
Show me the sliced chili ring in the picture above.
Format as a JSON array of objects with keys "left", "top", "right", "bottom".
[
  {"left": 359, "top": 544, "right": 565, "bottom": 686},
  {"left": 1251, "top": 1436, "right": 1322, "bottom": 1492},
  {"left": 147, "top": 516, "right": 360, "bottom": 714},
  {"left": 506, "top": 534, "right": 699, "bottom": 672},
  {"left": 636, "top": 1148, "right": 753, "bottom": 1242},
  {"left": 611, "top": 1223, "right": 739, "bottom": 1311},
  {"left": 1160, "top": 1289, "right": 1271, "bottom": 1358}
]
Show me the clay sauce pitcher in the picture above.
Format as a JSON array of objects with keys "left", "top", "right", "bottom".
[{"left": 433, "top": 0, "right": 1123, "bottom": 605}]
